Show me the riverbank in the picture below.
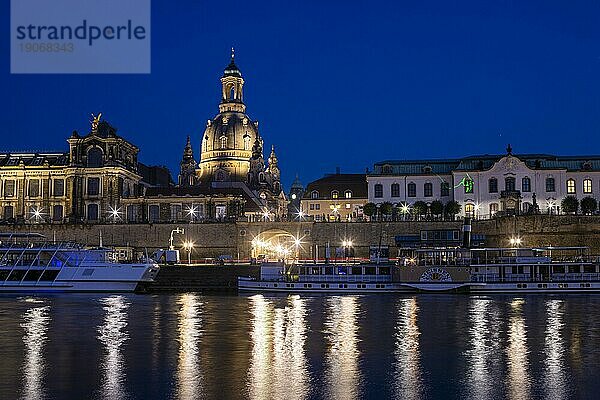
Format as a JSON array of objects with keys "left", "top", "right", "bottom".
[{"left": 2, "top": 215, "right": 600, "bottom": 258}]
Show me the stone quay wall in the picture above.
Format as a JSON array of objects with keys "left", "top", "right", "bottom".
[{"left": 2, "top": 215, "right": 600, "bottom": 258}]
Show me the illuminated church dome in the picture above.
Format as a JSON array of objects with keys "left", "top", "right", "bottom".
[{"left": 197, "top": 49, "right": 262, "bottom": 183}]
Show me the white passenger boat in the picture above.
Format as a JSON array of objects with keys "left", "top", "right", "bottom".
[
  {"left": 0, "top": 233, "right": 159, "bottom": 293},
  {"left": 238, "top": 260, "right": 398, "bottom": 293},
  {"left": 395, "top": 245, "right": 600, "bottom": 293},
  {"left": 238, "top": 218, "right": 600, "bottom": 294}
]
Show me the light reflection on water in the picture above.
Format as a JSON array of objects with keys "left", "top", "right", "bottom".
[
  {"left": 20, "top": 300, "right": 50, "bottom": 400},
  {"left": 97, "top": 295, "right": 130, "bottom": 400},
  {"left": 465, "top": 298, "right": 501, "bottom": 400},
  {"left": 392, "top": 297, "right": 423, "bottom": 400},
  {"left": 506, "top": 298, "right": 530, "bottom": 400},
  {"left": 247, "top": 295, "right": 309, "bottom": 400},
  {"left": 323, "top": 296, "right": 361, "bottom": 400},
  {"left": 544, "top": 299, "right": 567, "bottom": 400},
  {"left": 176, "top": 293, "right": 203, "bottom": 400},
  {"left": 2, "top": 295, "right": 599, "bottom": 400}
]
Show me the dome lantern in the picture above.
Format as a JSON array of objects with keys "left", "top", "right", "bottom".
[{"left": 219, "top": 48, "right": 246, "bottom": 113}]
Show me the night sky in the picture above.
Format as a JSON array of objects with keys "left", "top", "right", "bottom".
[{"left": 2, "top": 0, "right": 600, "bottom": 190}]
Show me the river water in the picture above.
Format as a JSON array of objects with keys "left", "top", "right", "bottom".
[{"left": 1, "top": 293, "right": 599, "bottom": 400}]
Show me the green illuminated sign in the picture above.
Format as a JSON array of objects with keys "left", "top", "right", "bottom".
[{"left": 455, "top": 174, "right": 474, "bottom": 193}]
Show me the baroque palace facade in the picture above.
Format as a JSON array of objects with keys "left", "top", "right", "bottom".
[
  {"left": 367, "top": 146, "right": 600, "bottom": 218},
  {"left": 0, "top": 115, "right": 167, "bottom": 224}
]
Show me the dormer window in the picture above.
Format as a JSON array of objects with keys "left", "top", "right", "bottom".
[
  {"left": 332, "top": 190, "right": 339, "bottom": 199},
  {"left": 422, "top": 165, "right": 433, "bottom": 174},
  {"left": 87, "top": 147, "right": 103, "bottom": 168},
  {"left": 345, "top": 190, "right": 352, "bottom": 199},
  {"left": 383, "top": 165, "right": 392, "bottom": 174},
  {"left": 311, "top": 190, "right": 319, "bottom": 199}
]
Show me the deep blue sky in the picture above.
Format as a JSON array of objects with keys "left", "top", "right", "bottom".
[{"left": 2, "top": 1, "right": 600, "bottom": 190}]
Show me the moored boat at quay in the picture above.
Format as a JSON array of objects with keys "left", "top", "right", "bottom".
[
  {"left": 0, "top": 233, "right": 160, "bottom": 293},
  {"left": 238, "top": 219, "right": 600, "bottom": 294},
  {"left": 238, "top": 245, "right": 600, "bottom": 294}
]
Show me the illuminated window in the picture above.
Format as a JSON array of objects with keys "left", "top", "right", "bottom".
[
  {"left": 488, "top": 178, "right": 498, "bottom": 193},
  {"left": 311, "top": 191, "right": 319, "bottom": 199},
  {"left": 391, "top": 183, "right": 400, "bottom": 197},
  {"left": 374, "top": 184, "right": 383, "bottom": 198},
  {"left": 522, "top": 177, "right": 531, "bottom": 192},
  {"left": 220, "top": 135, "right": 227, "bottom": 149},
  {"left": 243, "top": 135, "right": 251, "bottom": 151},
  {"left": 441, "top": 182, "right": 450, "bottom": 197},
  {"left": 345, "top": 203, "right": 351, "bottom": 209},
  {"left": 332, "top": 190, "right": 339, "bottom": 199},
  {"left": 584, "top": 179, "right": 592, "bottom": 194},
  {"left": 315, "top": 204, "right": 320, "bottom": 210},
  {"left": 345, "top": 190, "right": 352, "bottom": 198},
  {"left": 407, "top": 182, "right": 416, "bottom": 197},
  {"left": 424, "top": 182, "right": 433, "bottom": 197},
  {"left": 546, "top": 177, "right": 555, "bottom": 192},
  {"left": 465, "top": 203, "right": 475, "bottom": 218},
  {"left": 567, "top": 178, "right": 576, "bottom": 194},
  {"left": 489, "top": 203, "right": 499, "bottom": 216}
]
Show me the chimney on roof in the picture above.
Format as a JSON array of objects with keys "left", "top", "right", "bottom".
[{"left": 336, "top": 166, "right": 340, "bottom": 175}]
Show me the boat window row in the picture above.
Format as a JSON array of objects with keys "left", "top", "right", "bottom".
[
  {"left": 0, "top": 269, "right": 59, "bottom": 282},
  {"left": 282, "top": 282, "right": 388, "bottom": 289},
  {"left": 293, "top": 265, "right": 391, "bottom": 276}
]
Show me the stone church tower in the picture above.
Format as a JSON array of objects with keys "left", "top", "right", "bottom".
[{"left": 178, "top": 135, "right": 197, "bottom": 187}]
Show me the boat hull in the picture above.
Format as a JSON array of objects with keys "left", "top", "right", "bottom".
[
  {"left": 238, "top": 278, "right": 600, "bottom": 294},
  {"left": 0, "top": 281, "right": 140, "bottom": 293}
]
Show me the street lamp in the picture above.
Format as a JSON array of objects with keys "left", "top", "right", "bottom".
[
  {"left": 342, "top": 239, "right": 353, "bottom": 261},
  {"left": 400, "top": 202, "right": 411, "bottom": 221},
  {"left": 108, "top": 205, "right": 122, "bottom": 223},
  {"left": 182, "top": 240, "right": 194, "bottom": 264},
  {"left": 186, "top": 204, "right": 198, "bottom": 223},
  {"left": 262, "top": 209, "right": 271, "bottom": 221},
  {"left": 169, "top": 227, "right": 184, "bottom": 250},
  {"left": 509, "top": 237, "right": 522, "bottom": 248},
  {"left": 30, "top": 206, "right": 45, "bottom": 223}
]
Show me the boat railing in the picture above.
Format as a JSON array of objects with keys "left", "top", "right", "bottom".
[
  {"left": 471, "top": 272, "right": 600, "bottom": 282},
  {"left": 294, "top": 274, "right": 392, "bottom": 283}
]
